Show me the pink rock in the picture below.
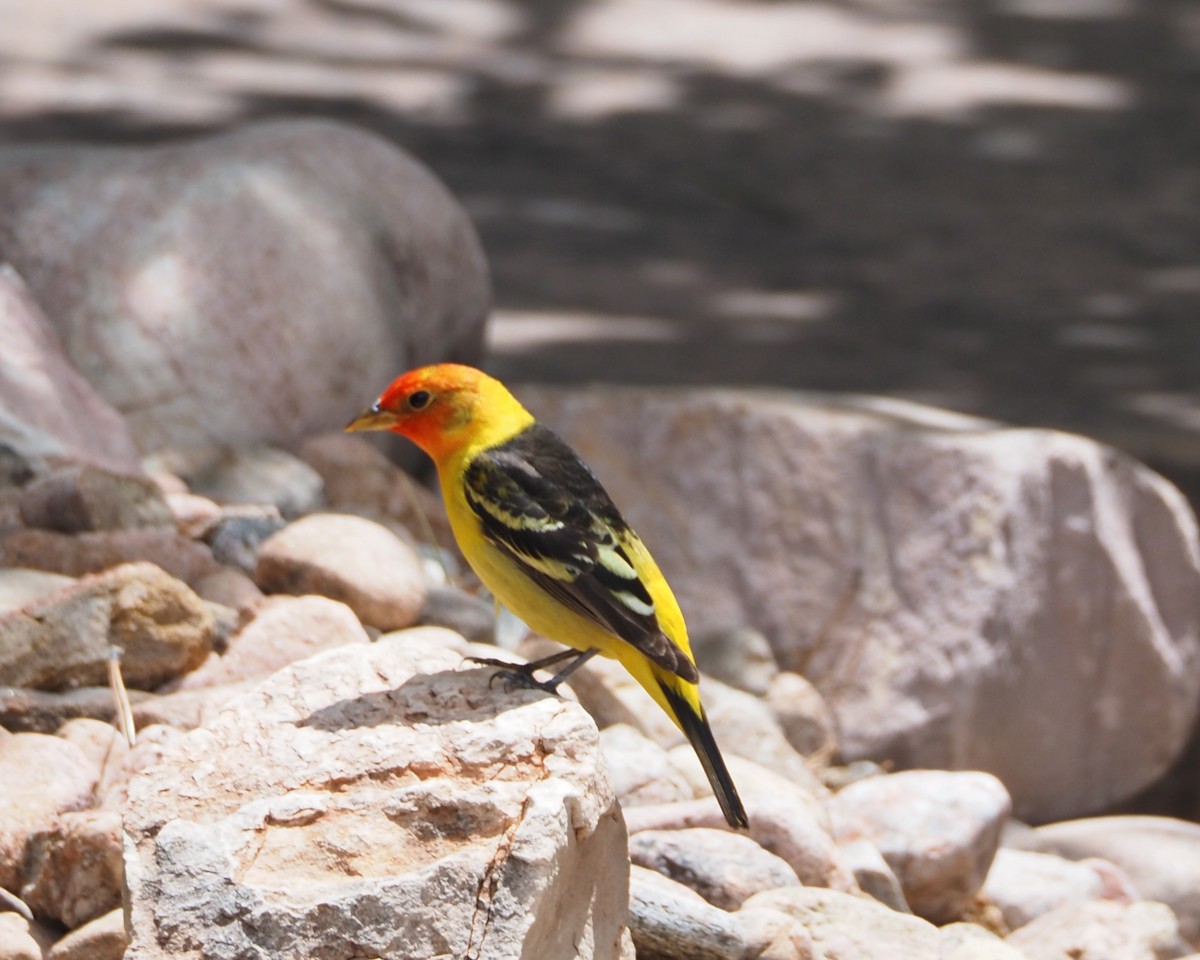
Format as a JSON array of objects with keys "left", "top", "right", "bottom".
[
  {"left": 0, "top": 265, "right": 141, "bottom": 474},
  {"left": 0, "top": 120, "right": 490, "bottom": 453}
]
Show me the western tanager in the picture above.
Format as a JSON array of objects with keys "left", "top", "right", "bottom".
[{"left": 346, "top": 363, "right": 748, "bottom": 829}]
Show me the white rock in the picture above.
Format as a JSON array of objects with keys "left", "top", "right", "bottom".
[
  {"left": 171, "top": 594, "right": 369, "bottom": 690},
  {"left": 764, "top": 670, "right": 839, "bottom": 760},
  {"left": 939, "top": 922, "right": 1029, "bottom": 960},
  {"left": 123, "top": 632, "right": 629, "bottom": 959},
  {"left": 827, "top": 769, "right": 1011, "bottom": 922},
  {"left": 745, "top": 886, "right": 941, "bottom": 959},
  {"left": 627, "top": 865, "right": 746, "bottom": 960},
  {"left": 600, "top": 723, "right": 696, "bottom": 808},
  {"left": 982, "top": 847, "right": 1106, "bottom": 932},
  {"left": 1034, "top": 815, "right": 1200, "bottom": 944},
  {"left": 1005, "top": 900, "right": 1191, "bottom": 959},
  {"left": 0, "top": 119, "right": 490, "bottom": 453},
  {"left": 0, "top": 567, "right": 74, "bottom": 613},
  {"left": 629, "top": 827, "right": 800, "bottom": 910},
  {"left": 45, "top": 907, "right": 126, "bottom": 960},
  {"left": 838, "top": 837, "right": 909, "bottom": 912},
  {"left": 255, "top": 512, "right": 427, "bottom": 630},
  {"left": 0, "top": 912, "right": 43, "bottom": 960},
  {"left": 520, "top": 386, "right": 1200, "bottom": 822}
]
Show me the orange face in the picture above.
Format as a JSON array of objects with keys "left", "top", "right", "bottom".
[{"left": 345, "top": 363, "right": 532, "bottom": 465}]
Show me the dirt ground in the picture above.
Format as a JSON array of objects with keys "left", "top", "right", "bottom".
[{"left": 2, "top": 0, "right": 1200, "bottom": 813}]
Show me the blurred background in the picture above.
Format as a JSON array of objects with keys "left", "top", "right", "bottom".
[{"left": 2, "top": 0, "right": 1198, "bottom": 495}]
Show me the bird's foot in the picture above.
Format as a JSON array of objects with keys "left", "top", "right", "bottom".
[{"left": 466, "top": 656, "right": 564, "bottom": 694}]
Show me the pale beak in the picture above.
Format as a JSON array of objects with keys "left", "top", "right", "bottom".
[{"left": 344, "top": 402, "right": 397, "bottom": 433}]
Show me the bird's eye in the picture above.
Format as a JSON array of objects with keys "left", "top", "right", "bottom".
[{"left": 407, "top": 390, "right": 432, "bottom": 411}]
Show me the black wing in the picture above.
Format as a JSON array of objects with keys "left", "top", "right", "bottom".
[{"left": 463, "top": 424, "right": 697, "bottom": 682}]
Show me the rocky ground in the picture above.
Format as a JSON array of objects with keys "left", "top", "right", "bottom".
[{"left": 4, "top": 1, "right": 1200, "bottom": 957}]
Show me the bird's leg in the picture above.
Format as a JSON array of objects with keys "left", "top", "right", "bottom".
[{"left": 469, "top": 647, "right": 600, "bottom": 695}]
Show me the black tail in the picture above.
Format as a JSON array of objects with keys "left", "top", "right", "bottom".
[{"left": 659, "top": 682, "right": 749, "bottom": 829}]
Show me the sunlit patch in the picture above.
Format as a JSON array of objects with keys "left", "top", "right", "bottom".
[
  {"left": 548, "top": 67, "right": 683, "bottom": 120},
  {"left": 488, "top": 310, "right": 685, "bottom": 349}
]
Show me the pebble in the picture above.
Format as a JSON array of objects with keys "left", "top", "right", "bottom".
[
  {"left": 255, "top": 512, "right": 427, "bottom": 630},
  {"left": 20, "top": 808, "right": 124, "bottom": 928},
  {"left": 764, "top": 670, "right": 839, "bottom": 760},
  {"left": 601, "top": 724, "right": 696, "bottom": 808},
  {"left": 828, "top": 769, "right": 1011, "bottom": 923},
  {"left": 45, "top": 907, "right": 127, "bottom": 960},
  {"left": 0, "top": 733, "right": 99, "bottom": 891},
  {"left": 184, "top": 444, "right": 325, "bottom": 518},
  {"left": 1005, "top": 899, "right": 1191, "bottom": 959},
  {"left": 629, "top": 827, "right": 800, "bottom": 910},
  {"left": 982, "top": 847, "right": 1106, "bottom": 932},
  {"left": 17, "top": 465, "right": 173, "bottom": 532},
  {"left": 689, "top": 625, "right": 778, "bottom": 695}
]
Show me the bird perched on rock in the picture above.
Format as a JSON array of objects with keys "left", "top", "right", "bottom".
[{"left": 347, "top": 363, "right": 748, "bottom": 829}]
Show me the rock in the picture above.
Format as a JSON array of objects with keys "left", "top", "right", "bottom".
[
  {"left": 417, "top": 585, "right": 496, "bottom": 643},
  {"left": 838, "top": 838, "right": 910, "bottom": 913},
  {"left": 939, "top": 923, "right": 1029, "bottom": 960},
  {"left": 0, "top": 264, "right": 141, "bottom": 474},
  {"left": 627, "top": 757, "right": 855, "bottom": 892},
  {"left": 735, "top": 907, "right": 817, "bottom": 960},
  {"left": 1034, "top": 815, "right": 1200, "bottom": 944},
  {"left": 184, "top": 446, "right": 325, "bottom": 519},
  {"left": 255, "top": 512, "right": 427, "bottom": 630},
  {"left": 0, "top": 119, "right": 491, "bottom": 454},
  {"left": 689, "top": 625, "right": 778, "bottom": 696},
  {"left": 745, "top": 886, "right": 942, "bottom": 959},
  {"left": 982, "top": 848, "right": 1107, "bottom": 933},
  {"left": 701, "top": 679, "right": 819, "bottom": 789},
  {"left": 198, "top": 506, "right": 286, "bottom": 574},
  {"left": 1005, "top": 900, "right": 1191, "bottom": 959},
  {"left": 600, "top": 724, "right": 696, "bottom": 809},
  {"left": 296, "top": 433, "right": 458, "bottom": 551},
  {"left": 668, "top": 749, "right": 827, "bottom": 819},
  {"left": 629, "top": 828, "right": 800, "bottom": 910},
  {"left": 18, "top": 466, "right": 173, "bottom": 532},
  {"left": 0, "top": 528, "right": 222, "bottom": 586},
  {"left": 56, "top": 717, "right": 127, "bottom": 773},
  {"left": 519, "top": 386, "right": 1200, "bottom": 822},
  {"left": 171, "top": 594, "right": 370, "bottom": 690},
  {"left": 0, "top": 732, "right": 98, "bottom": 891},
  {"left": 827, "top": 769, "right": 1011, "bottom": 923},
  {"left": 163, "top": 491, "right": 221, "bottom": 533},
  {"left": 0, "top": 685, "right": 152, "bottom": 732},
  {"left": 96, "top": 723, "right": 188, "bottom": 810},
  {"left": 0, "top": 567, "right": 73, "bottom": 612},
  {"left": 128, "top": 682, "right": 255, "bottom": 734},
  {"left": 46, "top": 907, "right": 127, "bottom": 960},
  {"left": 191, "top": 566, "right": 264, "bottom": 611},
  {"left": 122, "top": 630, "right": 629, "bottom": 959},
  {"left": 764, "top": 671, "right": 839, "bottom": 760},
  {"left": 20, "top": 809, "right": 123, "bottom": 928},
  {"left": 0, "top": 912, "right": 42, "bottom": 960},
  {"left": 0, "top": 561, "right": 216, "bottom": 691},
  {"left": 627, "top": 865, "right": 746, "bottom": 960}
]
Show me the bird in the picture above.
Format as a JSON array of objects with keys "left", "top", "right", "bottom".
[{"left": 346, "top": 363, "right": 748, "bottom": 829}]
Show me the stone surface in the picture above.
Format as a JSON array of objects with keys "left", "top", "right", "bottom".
[
  {"left": 1035, "top": 815, "right": 1200, "bottom": 945},
  {"left": 171, "top": 594, "right": 370, "bottom": 690},
  {"left": 46, "top": 907, "right": 127, "bottom": 960},
  {"left": 701, "top": 678, "right": 819, "bottom": 789},
  {"left": 0, "top": 561, "right": 216, "bottom": 691},
  {"left": 296, "top": 433, "right": 458, "bottom": 551},
  {"left": 0, "top": 567, "right": 73, "bottom": 612},
  {"left": 0, "top": 685, "right": 152, "bottom": 732},
  {"left": 939, "top": 923, "right": 1029, "bottom": 960},
  {"left": 20, "top": 809, "right": 123, "bottom": 929},
  {"left": 200, "top": 506, "right": 286, "bottom": 574},
  {"left": 0, "top": 528, "right": 222, "bottom": 586},
  {"left": 255, "top": 512, "right": 427, "bottom": 630},
  {"left": 629, "top": 827, "right": 800, "bottom": 910},
  {"left": 520, "top": 386, "right": 1200, "bottom": 822},
  {"left": 600, "top": 724, "right": 696, "bottom": 809},
  {"left": 689, "top": 625, "right": 778, "bottom": 696},
  {"left": 0, "top": 264, "right": 141, "bottom": 475},
  {"left": 735, "top": 907, "right": 817, "bottom": 960},
  {"left": 828, "top": 769, "right": 1011, "bottom": 923},
  {"left": 838, "top": 838, "right": 910, "bottom": 913},
  {"left": 0, "top": 912, "right": 42, "bottom": 960},
  {"left": 0, "top": 119, "right": 491, "bottom": 453},
  {"left": 122, "top": 629, "right": 629, "bottom": 960},
  {"left": 17, "top": 466, "right": 173, "bottom": 532},
  {"left": 1006, "top": 900, "right": 1191, "bottom": 959},
  {"left": 417, "top": 585, "right": 497, "bottom": 644},
  {"left": 745, "top": 885, "right": 942, "bottom": 959},
  {"left": 982, "top": 847, "right": 1107, "bottom": 933},
  {"left": 627, "top": 865, "right": 746, "bottom": 960},
  {"left": 184, "top": 446, "right": 325, "bottom": 519},
  {"left": 764, "top": 670, "right": 839, "bottom": 760},
  {"left": 0, "top": 732, "right": 98, "bottom": 891}
]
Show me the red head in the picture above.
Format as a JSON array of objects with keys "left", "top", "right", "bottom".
[{"left": 345, "top": 364, "right": 534, "bottom": 466}]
